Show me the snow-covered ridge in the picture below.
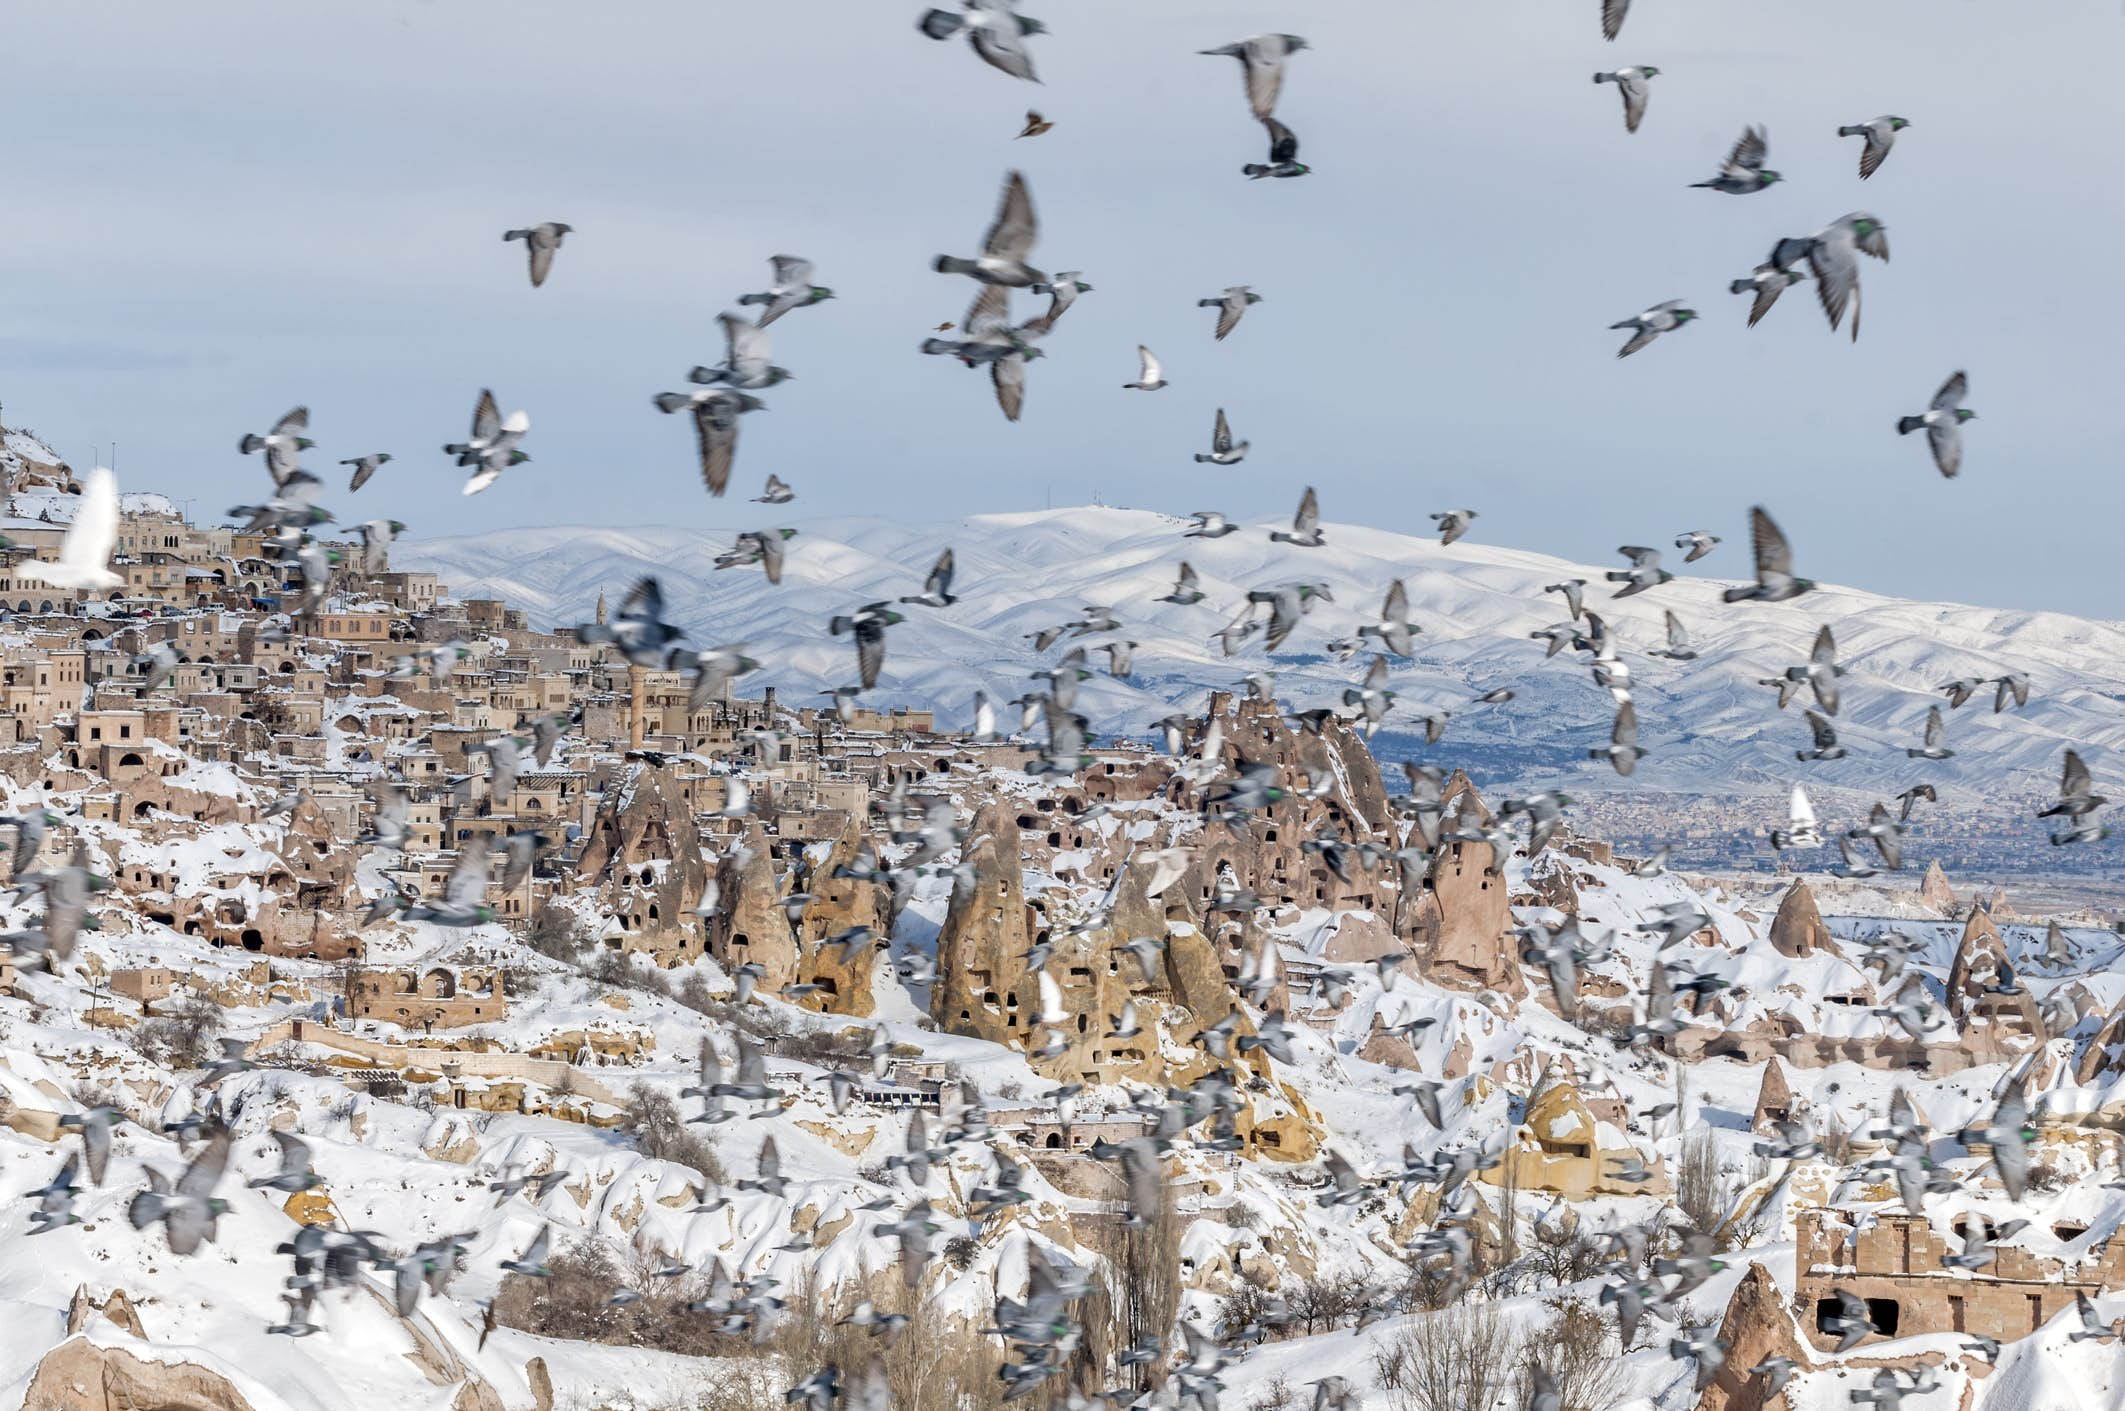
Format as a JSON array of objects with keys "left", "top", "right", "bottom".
[{"left": 402, "top": 504, "right": 2125, "bottom": 806}]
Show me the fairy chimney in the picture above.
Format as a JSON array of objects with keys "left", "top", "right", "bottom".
[
  {"left": 1767, "top": 879, "right": 1830, "bottom": 958},
  {"left": 1918, "top": 859, "right": 1955, "bottom": 914},
  {"left": 1751, "top": 1057, "right": 1797, "bottom": 1134},
  {"left": 1398, "top": 772, "right": 1521, "bottom": 996},
  {"left": 1695, "top": 1263, "right": 1806, "bottom": 1411}
]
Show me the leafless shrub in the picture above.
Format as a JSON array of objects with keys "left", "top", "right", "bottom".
[
  {"left": 1675, "top": 1130, "right": 1724, "bottom": 1237},
  {"left": 1518, "top": 1294, "right": 1626, "bottom": 1411},
  {"left": 626, "top": 1082, "right": 726, "bottom": 1185},
  {"left": 1527, "top": 1206, "right": 1605, "bottom": 1289},
  {"left": 526, "top": 902, "right": 587, "bottom": 962},
  {"left": 1372, "top": 1302, "right": 1521, "bottom": 1411},
  {"left": 131, "top": 995, "right": 225, "bottom": 1071},
  {"left": 1292, "top": 1271, "right": 1375, "bottom": 1335},
  {"left": 1246, "top": 1374, "right": 1296, "bottom": 1411}
]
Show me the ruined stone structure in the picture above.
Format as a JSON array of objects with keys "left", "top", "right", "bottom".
[
  {"left": 1794, "top": 1208, "right": 2125, "bottom": 1351},
  {"left": 349, "top": 965, "right": 507, "bottom": 1029}
]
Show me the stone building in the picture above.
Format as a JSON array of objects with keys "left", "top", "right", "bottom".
[
  {"left": 349, "top": 965, "right": 507, "bottom": 1030},
  {"left": 1793, "top": 1208, "right": 2125, "bottom": 1351}
]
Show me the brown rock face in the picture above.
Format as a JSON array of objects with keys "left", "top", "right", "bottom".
[
  {"left": 789, "top": 812, "right": 888, "bottom": 1016},
  {"left": 927, "top": 803, "right": 1300, "bottom": 1151},
  {"left": 709, "top": 818, "right": 796, "bottom": 990},
  {"left": 1767, "top": 880, "right": 1829, "bottom": 958},
  {"left": 1944, "top": 906, "right": 2044, "bottom": 1038},
  {"left": 25, "top": 1337, "right": 259, "bottom": 1411},
  {"left": 1398, "top": 777, "right": 1518, "bottom": 995},
  {"left": 1696, "top": 1263, "right": 1805, "bottom": 1411},
  {"left": 1918, "top": 860, "right": 1955, "bottom": 914},
  {"left": 577, "top": 762, "right": 710, "bottom": 961},
  {"left": 1751, "top": 1058, "right": 1797, "bottom": 1134},
  {"left": 932, "top": 800, "right": 1034, "bottom": 1049}
]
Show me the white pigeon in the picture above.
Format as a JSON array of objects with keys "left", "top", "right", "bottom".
[
  {"left": 19, "top": 467, "right": 123, "bottom": 591},
  {"left": 1122, "top": 346, "right": 1168, "bottom": 391}
]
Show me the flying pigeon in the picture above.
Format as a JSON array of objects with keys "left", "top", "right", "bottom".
[
  {"left": 1592, "top": 66, "right": 1658, "bottom": 133},
  {"left": 1897, "top": 371, "right": 1976, "bottom": 478},
  {"left": 1692, "top": 126, "right": 1781, "bottom": 193},
  {"left": 1838, "top": 116, "right": 1911, "bottom": 179},
  {"left": 501, "top": 223, "right": 571, "bottom": 287}
]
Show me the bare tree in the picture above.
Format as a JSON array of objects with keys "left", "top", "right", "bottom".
[
  {"left": 1519, "top": 1295, "right": 1626, "bottom": 1411},
  {"left": 1104, "top": 1198, "right": 1181, "bottom": 1392},
  {"left": 1674, "top": 1129, "right": 1724, "bottom": 1237},
  {"left": 1372, "top": 1302, "right": 1522, "bottom": 1411}
]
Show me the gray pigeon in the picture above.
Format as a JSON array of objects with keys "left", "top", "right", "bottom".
[
  {"left": 737, "top": 255, "right": 834, "bottom": 326},
  {"left": 1692, "top": 126, "right": 1780, "bottom": 193},
  {"left": 1730, "top": 262, "right": 1811, "bottom": 327},
  {"left": 502, "top": 223, "right": 571, "bottom": 287},
  {"left": 653, "top": 386, "right": 763, "bottom": 495},
  {"left": 1431, "top": 509, "right": 1476, "bottom": 545},
  {"left": 934, "top": 170, "right": 1045, "bottom": 287},
  {"left": 1592, "top": 66, "right": 1658, "bottom": 133},
  {"left": 341, "top": 453, "right": 392, "bottom": 492},
  {"left": 691, "top": 312, "right": 792, "bottom": 390},
  {"left": 1838, "top": 116, "right": 1911, "bottom": 179},
  {"left": 1897, "top": 371, "right": 1975, "bottom": 478},
  {"left": 1022, "top": 271, "right": 1091, "bottom": 334},
  {"left": 1611, "top": 300, "right": 1696, "bottom": 357},
  {"left": 1199, "top": 285, "right": 1262, "bottom": 341},
  {"left": 1773, "top": 213, "right": 1890, "bottom": 340},
  {"left": 1199, "top": 34, "right": 1309, "bottom": 121},
  {"left": 918, "top": 1, "right": 1044, "bottom": 82},
  {"left": 1194, "top": 408, "right": 1248, "bottom": 465},
  {"left": 238, "top": 406, "right": 313, "bottom": 486},
  {"left": 1674, "top": 530, "right": 1719, "bottom": 562},
  {"left": 1268, "top": 487, "right": 1323, "bottom": 547},
  {"left": 1243, "top": 117, "right": 1309, "bottom": 179},
  {"left": 1722, "top": 507, "right": 1815, "bottom": 603}
]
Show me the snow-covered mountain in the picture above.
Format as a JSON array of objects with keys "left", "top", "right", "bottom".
[{"left": 403, "top": 505, "right": 2125, "bottom": 827}]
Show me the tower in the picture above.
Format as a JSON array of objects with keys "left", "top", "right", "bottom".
[{"left": 594, "top": 590, "right": 607, "bottom": 627}]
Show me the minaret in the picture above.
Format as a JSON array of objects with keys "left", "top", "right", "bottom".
[{"left": 595, "top": 590, "right": 607, "bottom": 626}]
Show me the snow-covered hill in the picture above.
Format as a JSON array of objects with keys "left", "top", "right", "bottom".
[{"left": 403, "top": 504, "right": 2125, "bottom": 816}]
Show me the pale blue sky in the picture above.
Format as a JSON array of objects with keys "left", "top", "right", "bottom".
[{"left": 2, "top": 0, "right": 2120, "bottom": 611}]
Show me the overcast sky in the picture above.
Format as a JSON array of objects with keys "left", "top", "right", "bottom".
[{"left": 2, "top": 1, "right": 2120, "bottom": 613}]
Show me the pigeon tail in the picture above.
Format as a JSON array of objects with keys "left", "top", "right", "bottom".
[
  {"left": 1837, "top": 125, "right": 1866, "bottom": 136},
  {"left": 1241, "top": 164, "right": 1271, "bottom": 178},
  {"left": 933, "top": 255, "right": 981, "bottom": 276},
  {"left": 919, "top": 339, "right": 958, "bottom": 355},
  {"left": 238, "top": 434, "right": 265, "bottom": 454},
  {"left": 1896, "top": 416, "right": 1925, "bottom": 435},
  {"left": 503, "top": 229, "right": 530, "bottom": 241},
  {"left": 1593, "top": 72, "right": 1615, "bottom": 83},
  {"left": 918, "top": 9, "right": 965, "bottom": 39}
]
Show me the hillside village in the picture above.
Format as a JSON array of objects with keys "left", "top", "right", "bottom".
[{"left": 5, "top": 417, "right": 2125, "bottom": 1411}]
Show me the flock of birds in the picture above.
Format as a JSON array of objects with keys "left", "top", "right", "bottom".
[{"left": 4, "top": 5, "right": 2118, "bottom": 1411}]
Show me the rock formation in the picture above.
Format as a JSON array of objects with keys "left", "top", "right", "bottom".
[
  {"left": 1751, "top": 1057, "right": 1796, "bottom": 1134},
  {"left": 1918, "top": 859, "right": 1955, "bottom": 914},
  {"left": 1482, "top": 1073, "right": 1665, "bottom": 1198},
  {"left": 1695, "top": 1262, "right": 1806, "bottom": 1411},
  {"left": 789, "top": 811, "right": 889, "bottom": 1016},
  {"left": 1767, "top": 879, "right": 1830, "bottom": 958},
  {"left": 1943, "top": 905, "right": 2043, "bottom": 1040},
  {"left": 708, "top": 818, "right": 793, "bottom": 989},
  {"left": 1398, "top": 773, "right": 1520, "bottom": 996},
  {"left": 24, "top": 1338, "right": 259, "bottom": 1411},
  {"left": 577, "top": 761, "right": 709, "bottom": 961}
]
